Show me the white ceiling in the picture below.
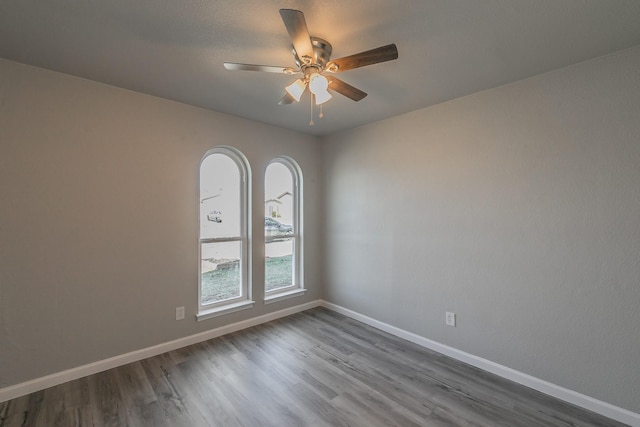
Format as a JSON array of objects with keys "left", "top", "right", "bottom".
[{"left": 2, "top": 0, "right": 640, "bottom": 136}]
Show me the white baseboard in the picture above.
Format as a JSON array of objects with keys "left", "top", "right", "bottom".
[
  {"left": 319, "top": 300, "right": 640, "bottom": 427},
  {"left": 0, "top": 300, "right": 321, "bottom": 403}
]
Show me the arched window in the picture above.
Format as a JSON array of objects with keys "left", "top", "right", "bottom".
[
  {"left": 198, "top": 147, "right": 253, "bottom": 319},
  {"left": 264, "top": 157, "right": 304, "bottom": 302}
]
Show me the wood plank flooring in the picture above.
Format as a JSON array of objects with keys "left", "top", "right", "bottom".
[{"left": 0, "top": 307, "right": 628, "bottom": 426}]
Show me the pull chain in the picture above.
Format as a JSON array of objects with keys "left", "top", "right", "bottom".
[
  {"left": 309, "top": 93, "right": 314, "bottom": 126},
  {"left": 319, "top": 103, "right": 324, "bottom": 119}
]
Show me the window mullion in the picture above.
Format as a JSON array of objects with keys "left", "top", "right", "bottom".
[{"left": 201, "top": 236, "right": 242, "bottom": 244}]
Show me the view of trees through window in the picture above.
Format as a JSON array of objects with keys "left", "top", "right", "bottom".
[{"left": 265, "top": 161, "right": 295, "bottom": 292}]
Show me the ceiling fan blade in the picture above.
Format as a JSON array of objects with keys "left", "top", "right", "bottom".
[
  {"left": 224, "top": 62, "right": 298, "bottom": 74},
  {"left": 328, "top": 77, "right": 368, "bottom": 101},
  {"left": 326, "top": 44, "right": 398, "bottom": 73},
  {"left": 278, "top": 93, "right": 296, "bottom": 105},
  {"left": 279, "top": 9, "right": 314, "bottom": 61}
]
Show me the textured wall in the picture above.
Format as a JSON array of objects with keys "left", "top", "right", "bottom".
[
  {"left": 321, "top": 46, "right": 640, "bottom": 412},
  {"left": 0, "top": 59, "right": 321, "bottom": 388}
]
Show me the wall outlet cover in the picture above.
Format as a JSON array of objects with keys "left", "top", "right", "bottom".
[{"left": 446, "top": 312, "right": 456, "bottom": 327}]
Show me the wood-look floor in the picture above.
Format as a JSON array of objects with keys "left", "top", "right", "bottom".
[{"left": 0, "top": 308, "right": 627, "bottom": 427}]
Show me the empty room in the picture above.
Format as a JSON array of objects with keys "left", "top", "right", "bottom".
[{"left": 1, "top": 1, "right": 639, "bottom": 426}]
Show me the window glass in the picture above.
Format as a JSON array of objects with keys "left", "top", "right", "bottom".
[
  {"left": 264, "top": 159, "right": 301, "bottom": 296},
  {"left": 201, "top": 241, "right": 242, "bottom": 303},
  {"left": 265, "top": 238, "right": 293, "bottom": 291},
  {"left": 200, "top": 153, "right": 241, "bottom": 239},
  {"left": 199, "top": 148, "right": 250, "bottom": 316}
]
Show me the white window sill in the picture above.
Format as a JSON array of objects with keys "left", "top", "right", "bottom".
[
  {"left": 264, "top": 289, "right": 306, "bottom": 305},
  {"left": 196, "top": 300, "right": 255, "bottom": 322}
]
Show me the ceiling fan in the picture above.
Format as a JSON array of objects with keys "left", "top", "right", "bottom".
[{"left": 224, "top": 9, "right": 398, "bottom": 119}]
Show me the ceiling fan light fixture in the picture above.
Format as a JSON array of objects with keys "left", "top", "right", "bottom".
[
  {"left": 285, "top": 79, "right": 306, "bottom": 102},
  {"left": 314, "top": 89, "right": 332, "bottom": 105},
  {"left": 308, "top": 73, "right": 331, "bottom": 105},
  {"left": 308, "top": 73, "right": 328, "bottom": 95},
  {"left": 224, "top": 9, "right": 399, "bottom": 119}
]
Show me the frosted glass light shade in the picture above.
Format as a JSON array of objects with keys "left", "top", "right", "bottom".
[
  {"left": 308, "top": 73, "right": 328, "bottom": 94},
  {"left": 285, "top": 79, "right": 306, "bottom": 102},
  {"left": 314, "top": 89, "right": 332, "bottom": 105}
]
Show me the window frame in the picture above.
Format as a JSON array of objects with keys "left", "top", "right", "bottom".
[
  {"left": 197, "top": 146, "right": 253, "bottom": 320},
  {"left": 264, "top": 156, "right": 304, "bottom": 303}
]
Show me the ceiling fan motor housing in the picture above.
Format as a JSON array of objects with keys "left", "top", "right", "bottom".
[{"left": 294, "top": 37, "right": 333, "bottom": 72}]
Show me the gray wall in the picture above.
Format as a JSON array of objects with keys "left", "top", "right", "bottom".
[
  {"left": 0, "top": 59, "right": 322, "bottom": 388},
  {"left": 321, "top": 46, "right": 640, "bottom": 413}
]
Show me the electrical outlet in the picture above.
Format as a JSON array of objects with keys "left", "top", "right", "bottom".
[
  {"left": 176, "top": 306, "right": 185, "bottom": 321},
  {"left": 446, "top": 312, "right": 456, "bottom": 327}
]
